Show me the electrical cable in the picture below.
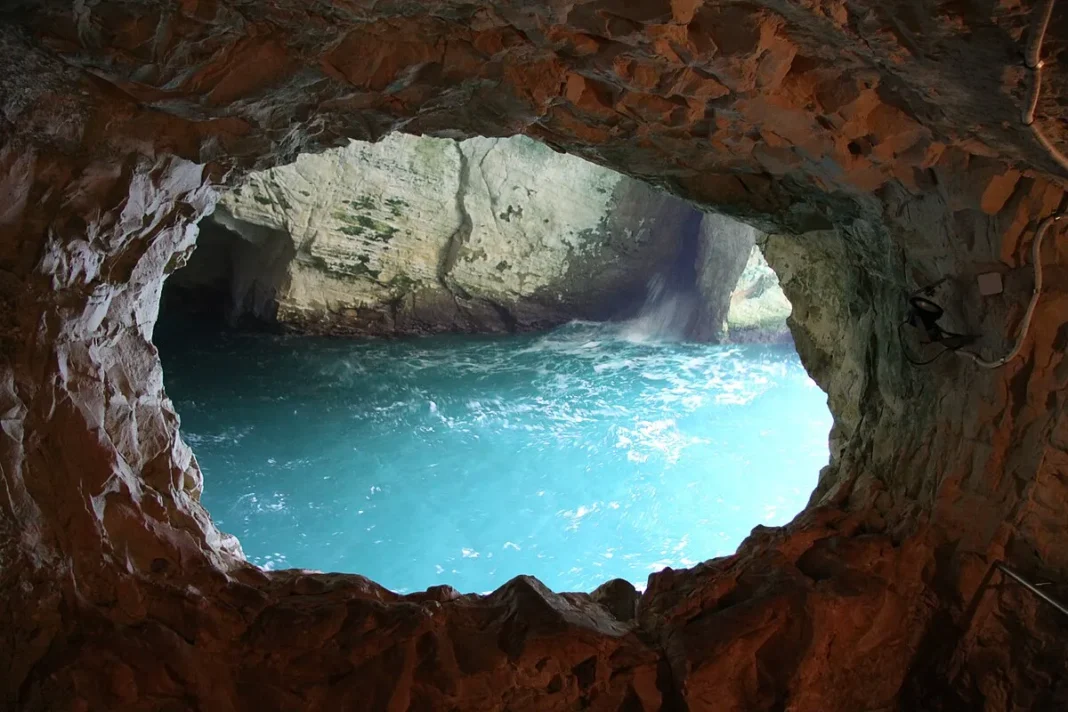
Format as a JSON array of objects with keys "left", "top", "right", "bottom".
[
  {"left": 1022, "top": 0, "right": 1068, "bottom": 173},
  {"left": 898, "top": 320, "right": 957, "bottom": 366},
  {"left": 958, "top": 214, "right": 1064, "bottom": 367},
  {"left": 899, "top": 279, "right": 982, "bottom": 367},
  {"left": 946, "top": 0, "right": 1068, "bottom": 369},
  {"left": 1026, "top": 0, "right": 1057, "bottom": 69}
]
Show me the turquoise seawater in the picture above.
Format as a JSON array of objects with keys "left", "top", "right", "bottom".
[{"left": 158, "top": 321, "right": 831, "bottom": 594}]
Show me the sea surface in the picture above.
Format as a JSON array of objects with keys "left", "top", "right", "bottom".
[{"left": 157, "top": 321, "right": 831, "bottom": 593}]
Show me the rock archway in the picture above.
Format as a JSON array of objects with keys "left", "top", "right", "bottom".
[{"left": 2, "top": 1, "right": 1068, "bottom": 709}]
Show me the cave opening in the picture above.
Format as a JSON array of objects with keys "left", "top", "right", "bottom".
[
  {"left": 8, "top": 0, "right": 1068, "bottom": 704},
  {"left": 155, "top": 134, "right": 832, "bottom": 594}
]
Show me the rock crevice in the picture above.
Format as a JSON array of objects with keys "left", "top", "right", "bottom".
[{"left": 439, "top": 138, "right": 475, "bottom": 312}]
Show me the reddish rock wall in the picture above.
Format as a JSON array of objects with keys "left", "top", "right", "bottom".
[{"left": 2, "top": 1, "right": 1068, "bottom": 709}]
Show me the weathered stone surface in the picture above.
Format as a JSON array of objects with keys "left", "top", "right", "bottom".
[
  {"left": 689, "top": 213, "right": 790, "bottom": 343},
  {"left": 726, "top": 244, "right": 792, "bottom": 343},
  {"left": 691, "top": 212, "right": 757, "bottom": 341},
  {"left": 639, "top": 505, "right": 933, "bottom": 712},
  {"left": 171, "top": 133, "right": 700, "bottom": 334},
  {"left": 3, "top": 1, "right": 1068, "bottom": 710},
  {"left": 590, "top": 578, "right": 641, "bottom": 622}
]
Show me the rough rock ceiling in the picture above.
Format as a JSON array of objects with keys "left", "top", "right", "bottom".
[
  {"left": 2, "top": 1, "right": 1068, "bottom": 710},
  {"left": 4, "top": 1, "right": 1066, "bottom": 219}
]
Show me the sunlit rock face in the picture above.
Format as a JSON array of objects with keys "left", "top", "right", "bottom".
[
  {"left": 173, "top": 133, "right": 700, "bottom": 334},
  {"left": 725, "top": 247, "right": 791, "bottom": 342},
  {"left": 167, "top": 134, "right": 784, "bottom": 340},
  {"left": 3, "top": 1, "right": 1068, "bottom": 710},
  {"left": 690, "top": 211, "right": 791, "bottom": 343}
]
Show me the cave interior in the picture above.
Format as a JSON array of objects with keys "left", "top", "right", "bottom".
[{"left": 3, "top": 0, "right": 1068, "bottom": 709}]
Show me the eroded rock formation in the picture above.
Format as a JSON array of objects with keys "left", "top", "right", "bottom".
[
  {"left": 3, "top": 0, "right": 1068, "bottom": 710},
  {"left": 167, "top": 134, "right": 783, "bottom": 339},
  {"left": 725, "top": 243, "right": 792, "bottom": 342},
  {"left": 690, "top": 211, "right": 791, "bottom": 343},
  {"left": 169, "top": 133, "right": 700, "bottom": 335}
]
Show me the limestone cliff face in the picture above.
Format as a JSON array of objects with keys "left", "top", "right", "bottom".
[
  {"left": 173, "top": 135, "right": 780, "bottom": 341},
  {"left": 727, "top": 245, "right": 792, "bottom": 343},
  {"left": 690, "top": 213, "right": 790, "bottom": 343},
  {"left": 180, "top": 134, "right": 700, "bottom": 334},
  {"left": 4, "top": 1, "right": 1068, "bottom": 710}
]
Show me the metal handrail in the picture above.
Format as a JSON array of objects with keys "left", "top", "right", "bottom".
[{"left": 994, "top": 562, "right": 1068, "bottom": 618}]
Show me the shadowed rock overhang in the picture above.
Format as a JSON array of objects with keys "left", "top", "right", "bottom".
[{"left": 2, "top": 1, "right": 1068, "bottom": 709}]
